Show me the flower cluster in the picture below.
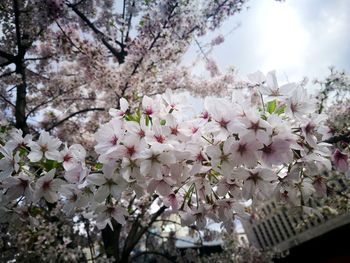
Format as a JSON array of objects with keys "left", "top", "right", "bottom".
[{"left": 0, "top": 71, "right": 348, "bottom": 232}]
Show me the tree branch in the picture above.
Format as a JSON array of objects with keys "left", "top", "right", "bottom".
[
  {"left": 0, "top": 50, "right": 16, "bottom": 61},
  {"left": 26, "top": 86, "right": 88, "bottom": 118},
  {"left": 55, "top": 21, "right": 86, "bottom": 54},
  {"left": 121, "top": 2, "right": 179, "bottom": 96},
  {"left": 66, "top": 3, "right": 126, "bottom": 63},
  {"left": 124, "top": 0, "right": 135, "bottom": 43},
  {"left": 45, "top": 107, "right": 105, "bottom": 131},
  {"left": 0, "top": 70, "right": 15, "bottom": 78},
  {"left": 120, "top": 206, "right": 167, "bottom": 262},
  {"left": 323, "top": 131, "right": 350, "bottom": 144},
  {"left": 0, "top": 94, "right": 15, "bottom": 108},
  {"left": 131, "top": 251, "right": 175, "bottom": 263}
]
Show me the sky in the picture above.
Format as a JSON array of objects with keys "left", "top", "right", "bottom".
[{"left": 184, "top": 0, "right": 350, "bottom": 86}]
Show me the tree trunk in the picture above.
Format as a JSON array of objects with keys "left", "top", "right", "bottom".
[
  {"left": 13, "top": 0, "right": 29, "bottom": 135},
  {"left": 102, "top": 220, "right": 121, "bottom": 261}
]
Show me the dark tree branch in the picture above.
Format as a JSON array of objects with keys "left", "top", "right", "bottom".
[
  {"left": 0, "top": 94, "right": 15, "bottom": 108},
  {"left": 121, "top": 2, "right": 179, "bottom": 96},
  {"left": 0, "top": 50, "right": 16, "bottom": 61},
  {"left": 121, "top": 0, "right": 126, "bottom": 46},
  {"left": 26, "top": 68, "right": 50, "bottom": 80},
  {"left": 56, "top": 21, "right": 86, "bottom": 54},
  {"left": 120, "top": 206, "right": 167, "bottom": 263},
  {"left": 0, "top": 70, "right": 15, "bottom": 78},
  {"left": 24, "top": 55, "right": 53, "bottom": 61},
  {"left": 45, "top": 107, "right": 105, "bottom": 131},
  {"left": 0, "top": 60, "right": 14, "bottom": 68},
  {"left": 66, "top": 3, "right": 126, "bottom": 63},
  {"left": 26, "top": 86, "right": 85, "bottom": 118},
  {"left": 323, "top": 131, "right": 350, "bottom": 144},
  {"left": 124, "top": 0, "right": 135, "bottom": 43},
  {"left": 131, "top": 251, "right": 175, "bottom": 263}
]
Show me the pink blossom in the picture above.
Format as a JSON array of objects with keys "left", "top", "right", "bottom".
[
  {"left": 2, "top": 173, "right": 33, "bottom": 201},
  {"left": 87, "top": 164, "right": 127, "bottom": 202},
  {"left": 260, "top": 138, "right": 293, "bottom": 167},
  {"left": 332, "top": 149, "right": 349, "bottom": 173},
  {"left": 142, "top": 95, "right": 160, "bottom": 117},
  {"left": 33, "top": 169, "right": 64, "bottom": 203},
  {"left": 59, "top": 144, "right": 86, "bottom": 171},
  {"left": 95, "top": 204, "right": 128, "bottom": 229},
  {"left": 94, "top": 119, "right": 125, "bottom": 154},
  {"left": 5, "top": 128, "right": 32, "bottom": 151},
  {"left": 0, "top": 146, "right": 20, "bottom": 179},
  {"left": 230, "top": 136, "right": 262, "bottom": 168},
  {"left": 109, "top": 98, "right": 129, "bottom": 118},
  {"left": 28, "top": 131, "right": 61, "bottom": 162},
  {"left": 233, "top": 167, "right": 277, "bottom": 200},
  {"left": 147, "top": 175, "right": 176, "bottom": 196}
]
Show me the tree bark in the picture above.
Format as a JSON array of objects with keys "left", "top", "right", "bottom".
[
  {"left": 101, "top": 220, "right": 121, "bottom": 261},
  {"left": 13, "top": 0, "right": 29, "bottom": 135}
]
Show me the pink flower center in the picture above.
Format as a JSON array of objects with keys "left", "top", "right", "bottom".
[
  {"left": 262, "top": 144, "right": 274, "bottom": 155},
  {"left": 248, "top": 172, "right": 260, "bottom": 183},
  {"left": 237, "top": 143, "right": 247, "bottom": 156},
  {"left": 249, "top": 121, "right": 264, "bottom": 133},
  {"left": 138, "top": 129, "right": 145, "bottom": 138},
  {"left": 201, "top": 111, "right": 209, "bottom": 119},
  {"left": 144, "top": 106, "right": 153, "bottom": 116},
  {"left": 126, "top": 146, "right": 136, "bottom": 156},
  {"left": 18, "top": 178, "right": 28, "bottom": 189},
  {"left": 106, "top": 206, "right": 116, "bottom": 215},
  {"left": 218, "top": 118, "right": 229, "bottom": 128},
  {"left": 196, "top": 152, "right": 205, "bottom": 162},
  {"left": 110, "top": 135, "right": 118, "bottom": 145},
  {"left": 290, "top": 102, "right": 299, "bottom": 113},
  {"left": 305, "top": 123, "right": 315, "bottom": 134},
  {"left": 40, "top": 144, "right": 48, "bottom": 153},
  {"left": 154, "top": 134, "right": 165, "bottom": 143},
  {"left": 63, "top": 154, "right": 73, "bottom": 162},
  {"left": 191, "top": 127, "right": 199, "bottom": 134},
  {"left": 171, "top": 126, "right": 178, "bottom": 135},
  {"left": 42, "top": 180, "right": 51, "bottom": 191}
]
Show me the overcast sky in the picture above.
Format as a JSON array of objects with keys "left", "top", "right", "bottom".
[{"left": 184, "top": 0, "right": 350, "bottom": 85}]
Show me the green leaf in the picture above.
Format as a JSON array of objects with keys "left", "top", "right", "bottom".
[
  {"left": 145, "top": 115, "right": 150, "bottom": 126},
  {"left": 275, "top": 104, "right": 287, "bottom": 115},
  {"left": 124, "top": 114, "right": 131, "bottom": 121},
  {"left": 19, "top": 147, "right": 28, "bottom": 157},
  {"left": 95, "top": 163, "right": 103, "bottom": 170},
  {"left": 42, "top": 159, "right": 59, "bottom": 171},
  {"left": 267, "top": 100, "right": 277, "bottom": 114}
]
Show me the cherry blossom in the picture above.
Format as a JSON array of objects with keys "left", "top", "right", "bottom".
[
  {"left": 332, "top": 149, "right": 349, "bottom": 173},
  {"left": 0, "top": 146, "right": 20, "bottom": 179},
  {"left": 233, "top": 167, "right": 277, "bottom": 200},
  {"left": 1, "top": 173, "right": 33, "bottom": 201},
  {"left": 33, "top": 169, "right": 64, "bottom": 203},
  {"left": 95, "top": 204, "right": 128, "bottom": 229},
  {"left": 59, "top": 143, "right": 86, "bottom": 171},
  {"left": 109, "top": 98, "right": 129, "bottom": 118},
  {"left": 87, "top": 164, "right": 127, "bottom": 202},
  {"left": 0, "top": 68, "right": 348, "bottom": 261},
  {"left": 27, "top": 131, "right": 61, "bottom": 162}
]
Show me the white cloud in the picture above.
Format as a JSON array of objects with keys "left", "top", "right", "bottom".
[{"left": 183, "top": 0, "right": 350, "bottom": 84}]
